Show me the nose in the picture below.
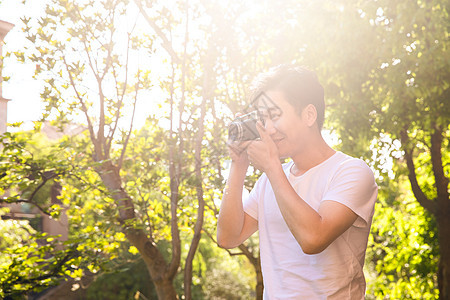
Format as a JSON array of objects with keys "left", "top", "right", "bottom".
[{"left": 264, "top": 119, "right": 277, "bottom": 135}]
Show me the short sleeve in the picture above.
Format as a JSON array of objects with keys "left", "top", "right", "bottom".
[
  {"left": 322, "top": 159, "right": 378, "bottom": 228},
  {"left": 243, "top": 174, "right": 267, "bottom": 220}
]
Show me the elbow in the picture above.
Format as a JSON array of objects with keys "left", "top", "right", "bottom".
[
  {"left": 216, "top": 235, "right": 227, "bottom": 249},
  {"left": 298, "top": 236, "right": 329, "bottom": 255},
  {"left": 217, "top": 240, "right": 236, "bottom": 250},
  {"left": 216, "top": 232, "right": 239, "bottom": 249},
  {"left": 301, "top": 245, "right": 326, "bottom": 255},
  {"left": 217, "top": 241, "right": 235, "bottom": 249}
]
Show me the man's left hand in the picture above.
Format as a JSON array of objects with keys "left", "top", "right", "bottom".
[{"left": 246, "top": 121, "right": 280, "bottom": 173}]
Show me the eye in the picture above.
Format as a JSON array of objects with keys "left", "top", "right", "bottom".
[
  {"left": 269, "top": 112, "right": 281, "bottom": 120},
  {"left": 258, "top": 107, "right": 282, "bottom": 123},
  {"left": 267, "top": 108, "right": 282, "bottom": 119}
]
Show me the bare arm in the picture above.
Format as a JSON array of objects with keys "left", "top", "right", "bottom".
[
  {"left": 217, "top": 142, "right": 258, "bottom": 249},
  {"left": 262, "top": 164, "right": 357, "bottom": 254},
  {"left": 246, "top": 123, "right": 358, "bottom": 254}
]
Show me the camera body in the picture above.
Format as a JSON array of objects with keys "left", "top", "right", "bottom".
[{"left": 228, "top": 111, "right": 261, "bottom": 141}]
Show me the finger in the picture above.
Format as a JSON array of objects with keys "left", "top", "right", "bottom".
[
  {"left": 227, "top": 139, "right": 252, "bottom": 149},
  {"left": 227, "top": 140, "right": 251, "bottom": 154},
  {"left": 255, "top": 121, "right": 270, "bottom": 142}
]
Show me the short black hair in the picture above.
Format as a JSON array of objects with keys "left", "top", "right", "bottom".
[{"left": 249, "top": 65, "right": 325, "bottom": 130}]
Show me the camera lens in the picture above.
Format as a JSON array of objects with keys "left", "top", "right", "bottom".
[{"left": 228, "top": 112, "right": 260, "bottom": 141}]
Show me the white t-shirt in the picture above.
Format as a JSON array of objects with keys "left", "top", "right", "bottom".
[{"left": 243, "top": 151, "right": 378, "bottom": 299}]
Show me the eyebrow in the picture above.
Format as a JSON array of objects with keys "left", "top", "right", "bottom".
[
  {"left": 258, "top": 107, "right": 282, "bottom": 118},
  {"left": 257, "top": 106, "right": 278, "bottom": 112},
  {"left": 251, "top": 91, "right": 282, "bottom": 117}
]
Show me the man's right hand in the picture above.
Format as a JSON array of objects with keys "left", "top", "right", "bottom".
[
  {"left": 227, "top": 112, "right": 252, "bottom": 167},
  {"left": 227, "top": 139, "right": 251, "bottom": 166},
  {"left": 218, "top": 116, "right": 258, "bottom": 249}
]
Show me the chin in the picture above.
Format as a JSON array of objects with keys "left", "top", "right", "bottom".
[
  {"left": 277, "top": 149, "right": 289, "bottom": 160},
  {"left": 279, "top": 155, "right": 289, "bottom": 161}
]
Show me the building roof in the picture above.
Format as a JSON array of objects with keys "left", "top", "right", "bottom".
[{"left": 0, "top": 20, "right": 14, "bottom": 41}]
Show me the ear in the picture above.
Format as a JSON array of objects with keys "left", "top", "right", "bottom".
[{"left": 302, "top": 104, "right": 317, "bottom": 127}]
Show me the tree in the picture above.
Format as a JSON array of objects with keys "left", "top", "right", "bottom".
[
  {"left": 15, "top": 0, "right": 246, "bottom": 298},
  {"left": 17, "top": 0, "right": 197, "bottom": 297},
  {"left": 6, "top": 0, "right": 447, "bottom": 297},
  {"left": 0, "top": 130, "right": 102, "bottom": 298},
  {"left": 198, "top": 0, "right": 448, "bottom": 297},
  {"left": 240, "top": 0, "right": 448, "bottom": 297},
  {"left": 318, "top": 1, "right": 449, "bottom": 297}
]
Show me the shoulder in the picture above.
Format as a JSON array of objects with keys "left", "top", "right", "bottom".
[
  {"left": 336, "top": 152, "right": 372, "bottom": 171},
  {"left": 332, "top": 152, "right": 375, "bottom": 183}
]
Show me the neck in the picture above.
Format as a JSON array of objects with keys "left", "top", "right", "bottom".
[{"left": 290, "top": 133, "right": 335, "bottom": 176}]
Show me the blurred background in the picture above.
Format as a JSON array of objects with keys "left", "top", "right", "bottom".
[{"left": 0, "top": 0, "right": 448, "bottom": 299}]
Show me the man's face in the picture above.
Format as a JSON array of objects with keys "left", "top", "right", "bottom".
[{"left": 255, "top": 90, "right": 309, "bottom": 158}]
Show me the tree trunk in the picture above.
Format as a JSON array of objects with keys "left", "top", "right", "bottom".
[
  {"left": 431, "top": 127, "right": 450, "bottom": 300},
  {"left": 153, "top": 277, "right": 179, "bottom": 300},
  {"left": 237, "top": 245, "right": 263, "bottom": 299},
  {"left": 255, "top": 254, "right": 263, "bottom": 300},
  {"left": 437, "top": 210, "right": 450, "bottom": 300},
  {"left": 97, "top": 161, "right": 179, "bottom": 299},
  {"left": 403, "top": 126, "right": 449, "bottom": 299}
]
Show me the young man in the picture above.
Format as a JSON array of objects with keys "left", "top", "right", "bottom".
[{"left": 217, "top": 65, "right": 378, "bottom": 299}]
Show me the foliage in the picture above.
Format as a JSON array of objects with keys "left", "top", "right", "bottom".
[
  {"left": 0, "top": 209, "right": 79, "bottom": 298},
  {"left": 365, "top": 187, "right": 439, "bottom": 299},
  {"left": 0, "top": 209, "right": 37, "bottom": 251},
  {"left": 316, "top": 1, "right": 448, "bottom": 297},
  {"left": 195, "top": 238, "right": 255, "bottom": 300},
  {"left": 86, "top": 258, "right": 156, "bottom": 300},
  {"left": 1, "top": 0, "right": 448, "bottom": 298},
  {"left": 0, "top": 130, "right": 117, "bottom": 297},
  {"left": 0, "top": 130, "right": 65, "bottom": 217},
  {"left": 202, "top": 268, "right": 252, "bottom": 300}
]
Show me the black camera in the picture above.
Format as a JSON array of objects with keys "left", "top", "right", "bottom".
[{"left": 228, "top": 111, "right": 261, "bottom": 141}]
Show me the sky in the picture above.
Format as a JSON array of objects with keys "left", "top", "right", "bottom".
[
  {"left": 0, "top": 0, "right": 47, "bottom": 126},
  {"left": 0, "top": 0, "right": 380, "bottom": 179},
  {"left": 0, "top": 0, "right": 173, "bottom": 131},
  {"left": 0, "top": 0, "right": 341, "bottom": 149}
]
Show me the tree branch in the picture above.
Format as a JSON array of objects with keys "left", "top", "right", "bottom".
[
  {"left": 137, "top": 186, "right": 154, "bottom": 242},
  {"left": 118, "top": 78, "right": 139, "bottom": 171},
  {"left": 26, "top": 174, "right": 56, "bottom": 203},
  {"left": 62, "top": 56, "right": 98, "bottom": 152},
  {"left": 167, "top": 67, "right": 181, "bottom": 280},
  {"left": 8, "top": 246, "right": 79, "bottom": 287},
  {"left": 107, "top": 28, "right": 135, "bottom": 153},
  {"left": 185, "top": 26, "right": 209, "bottom": 299},
  {"left": 133, "top": 0, "right": 181, "bottom": 64},
  {"left": 400, "top": 130, "right": 438, "bottom": 215},
  {"left": 203, "top": 229, "right": 245, "bottom": 257},
  {"left": 429, "top": 124, "right": 449, "bottom": 213},
  {"left": 0, "top": 198, "right": 51, "bottom": 216}
]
